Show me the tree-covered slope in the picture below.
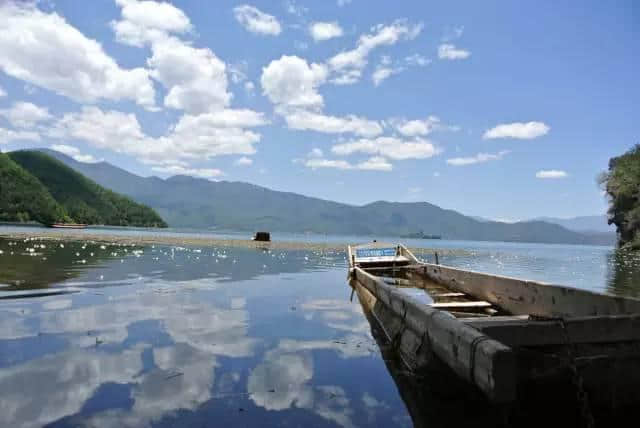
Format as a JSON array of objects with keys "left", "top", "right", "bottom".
[
  {"left": 601, "top": 144, "right": 640, "bottom": 249},
  {"left": 7, "top": 150, "right": 167, "bottom": 227},
  {"left": 0, "top": 153, "right": 67, "bottom": 224}
]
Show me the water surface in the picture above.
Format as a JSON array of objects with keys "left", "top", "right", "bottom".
[{"left": 0, "top": 231, "right": 638, "bottom": 427}]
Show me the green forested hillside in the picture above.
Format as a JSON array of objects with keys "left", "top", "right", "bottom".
[
  {"left": 4, "top": 150, "right": 167, "bottom": 227},
  {"left": 601, "top": 144, "right": 640, "bottom": 249},
  {"left": 0, "top": 153, "right": 68, "bottom": 224}
]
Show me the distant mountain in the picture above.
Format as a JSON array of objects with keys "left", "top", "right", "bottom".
[
  {"left": 43, "top": 149, "right": 611, "bottom": 245},
  {"left": 5, "top": 150, "right": 167, "bottom": 227},
  {"left": 533, "top": 215, "right": 613, "bottom": 233}
]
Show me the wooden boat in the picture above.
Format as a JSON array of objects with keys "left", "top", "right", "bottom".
[
  {"left": 48, "top": 223, "right": 88, "bottom": 229},
  {"left": 347, "top": 242, "right": 640, "bottom": 413}
]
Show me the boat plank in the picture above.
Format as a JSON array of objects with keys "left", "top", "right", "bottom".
[
  {"left": 463, "top": 314, "right": 640, "bottom": 346},
  {"left": 430, "top": 301, "right": 492, "bottom": 309}
]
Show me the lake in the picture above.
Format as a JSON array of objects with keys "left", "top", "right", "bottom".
[{"left": 0, "top": 227, "right": 638, "bottom": 427}]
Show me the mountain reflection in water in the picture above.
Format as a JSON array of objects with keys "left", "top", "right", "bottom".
[{"left": 0, "top": 236, "right": 638, "bottom": 427}]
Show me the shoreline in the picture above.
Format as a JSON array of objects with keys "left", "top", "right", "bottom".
[{"left": 0, "top": 229, "right": 463, "bottom": 256}]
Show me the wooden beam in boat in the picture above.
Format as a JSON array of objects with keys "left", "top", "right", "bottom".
[
  {"left": 432, "top": 292, "right": 466, "bottom": 298},
  {"left": 462, "top": 314, "right": 640, "bottom": 347},
  {"left": 352, "top": 266, "right": 516, "bottom": 403},
  {"left": 429, "top": 301, "right": 492, "bottom": 309},
  {"left": 410, "top": 263, "right": 640, "bottom": 317}
]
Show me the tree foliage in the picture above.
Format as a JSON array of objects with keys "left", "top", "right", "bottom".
[
  {"left": 0, "top": 153, "right": 68, "bottom": 225},
  {"left": 601, "top": 144, "right": 640, "bottom": 249},
  {"left": 2, "top": 151, "right": 167, "bottom": 228}
]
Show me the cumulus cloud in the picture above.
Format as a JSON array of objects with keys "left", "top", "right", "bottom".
[
  {"left": 446, "top": 150, "right": 509, "bottom": 166},
  {"left": 283, "top": 110, "right": 382, "bottom": 137},
  {"left": 483, "top": 121, "right": 550, "bottom": 139},
  {"left": 331, "top": 136, "right": 440, "bottom": 160},
  {"left": 261, "top": 55, "right": 328, "bottom": 109},
  {"left": 111, "top": 0, "right": 192, "bottom": 47},
  {"left": 147, "top": 37, "right": 231, "bottom": 114},
  {"left": 0, "top": 127, "right": 40, "bottom": 145},
  {"left": 437, "top": 43, "right": 471, "bottom": 60},
  {"left": 391, "top": 116, "right": 444, "bottom": 137},
  {"left": 49, "top": 106, "right": 266, "bottom": 168},
  {"left": 233, "top": 5, "right": 282, "bottom": 36},
  {"left": 309, "top": 22, "right": 343, "bottom": 41},
  {"left": 536, "top": 169, "right": 568, "bottom": 179},
  {"left": 0, "top": 102, "right": 52, "bottom": 128},
  {"left": 328, "top": 20, "right": 423, "bottom": 85},
  {"left": 304, "top": 156, "right": 392, "bottom": 171},
  {"left": 371, "top": 56, "right": 403, "bottom": 86},
  {"left": 50, "top": 144, "right": 99, "bottom": 163},
  {"left": 0, "top": 1, "right": 156, "bottom": 108}
]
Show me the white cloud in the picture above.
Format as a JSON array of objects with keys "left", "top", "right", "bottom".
[
  {"left": 371, "top": 56, "right": 403, "bottom": 86},
  {"left": 405, "top": 53, "right": 431, "bottom": 66},
  {"left": 328, "top": 20, "right": 423, "bottom": 85},
  {"left": 233, "top": 5, "right": 282, "bottom": 36},
  {"left": 261, "top": 55, "right": 327, "bottom": 108},
  {"left": 111, "top": 0, "right": 192, "bottom": 47},
  {"left": 0, "top": 2, "right": 156, "bottom": 108},
  {"left": 235, "top": 156, "right": 253, "bottom": 166},
  {"left": 483, "top": 121, "right": 550, "bottom": 139},
  {"left": 309, "top": 22, "right": 343, "bottom": 42},
  {"left": 148, "top": 37, "right": 231, "bottom": 114},
  {"left": 303, "top": 156, "right": 392, "bottom": 171},
  {"left": 50, "top": 144, "right": 99, "bottom": 163},
  {"left": 0, "top": 127, "right": 40, "bottom": 145},
  {"left": 50, "top": 106, "right": 266, "bottom": 167},
  {"left": 151, "top": 164, "right": 224, "bottom": 179},
  {"left": 283, "top": 110, "right": 382, "bottom": 137},
  {"left": 536, "top": 169, "right": 568, "bottom": 179},
  {"left": 0, "top": 85, "right": 5, "bottom": 97},
  {"left": 357, "top": 156, "right": 392, "bottom": 171},
  {"left": 392, "top": 116, "right": 443, "bottom": 136},
  {"left": 331, "top": 136, "right": 439, "bottom": 160},
  {"left": 447, "top": 150, "right": 509, "bottom": 166},
  {"left": 0, "top": 102, "right": 52, "bottom": 128},
  {"left": 437, "top": 43, "right": 471, "bottom": 60}
]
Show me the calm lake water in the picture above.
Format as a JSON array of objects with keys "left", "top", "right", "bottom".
[{"left": 0, "top": 227, "right": 638, "bottom": 427}]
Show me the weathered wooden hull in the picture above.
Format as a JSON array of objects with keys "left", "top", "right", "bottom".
[{"left": 347, "top": 243, "right": 640, "bottom": 415}]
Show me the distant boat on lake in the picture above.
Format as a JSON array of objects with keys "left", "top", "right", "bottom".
[
  {"left": 400, "top": 231, "right": 442, "bottom": 240},
  {"left": 48, "top": 223, "right": 88, "bottom": 229}
]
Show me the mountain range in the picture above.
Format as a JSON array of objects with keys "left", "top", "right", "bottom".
[{"left": 40, "top": 149, "right": 615, "bottom": 246}]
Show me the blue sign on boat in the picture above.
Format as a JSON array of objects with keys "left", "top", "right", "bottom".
[{"left": 356, "top": 248, "right": 397, "bottom": 258}]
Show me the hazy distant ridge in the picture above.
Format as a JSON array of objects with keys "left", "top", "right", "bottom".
[{"left": 43, "top": 149, "right": 614, "bottom": 246}]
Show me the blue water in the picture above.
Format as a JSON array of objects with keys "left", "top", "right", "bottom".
[{"left": 0, "top": 227, "right": 637, "bottom": 427}]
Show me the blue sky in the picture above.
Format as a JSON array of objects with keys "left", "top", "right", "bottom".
[{"left": 0, "top": 0, "right": 637, "bottom": 221}]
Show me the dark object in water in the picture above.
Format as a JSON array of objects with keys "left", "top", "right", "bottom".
[{"left": 253, "top": 231, "right": 271, "bottom": 242}]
